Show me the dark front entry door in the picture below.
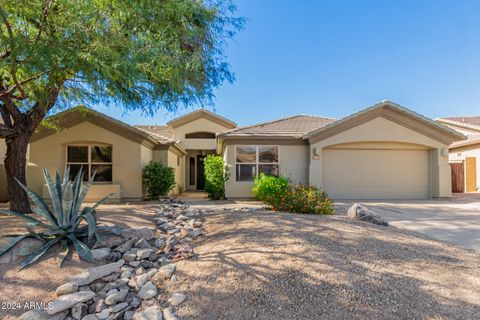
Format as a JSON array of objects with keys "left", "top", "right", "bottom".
[
  {"left": 196, "top": 155, "right": 206, "bottom": 190},
  {"left": 451, "top": 162, "right": 464, "bottom": 193}
]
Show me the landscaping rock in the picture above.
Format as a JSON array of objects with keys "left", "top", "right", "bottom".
[
  {"left": 19, "top": 309, "right": 68, "bottom": 320},
  {"left": 48, "top": 291, "right": 96, "bottom": 315},
  {"left": 105, "top": 288, "right": 129, "bottom": 305},
  {"left": 188, "top": 229, "right": 203, "bottom": 239},
  {"left": 124, "top": 311, "right": 135, "bottom": 320},
  {"left": 177, "top": 229, "right": 189, "bottom": 240},
  {"left": 133, "top": 306, "right": 162, "bottom": 320},
  {"left": 168, "top": 293, "right": 186, "bottom": 306},
  {"left": 96, "top": 234, "right": 124, "bottom": 249},
  {"left": 137, "top": 282, "right": 157, "bottom": 299},
  {"left": 81, "top": 315, "right": 99, "bottom": 320},
  {"left": 56, "top": 281, "right": 79, "bottom": 296},
  {"left": 153, "top": 238, "right": 166, "bottom": 249},
  {"left": 71, "top": 303, "right": 88, "bottom": 320},
  {"left": 70, "top": 260, "right": 125, "bottom": 286},
  {"left": 135, "top": 238, "right": 152, "bottom": 249},
  {"left": 157, "top": 264, "right": 176, "bottom": 279},
  {"left": 96, "top": 308, "right": 110, "bottom": 320},
  {"left": 112, "top": 302, "right": 129, "bottom": 313},
  {"left": 136, "top": 248, "right": 153, "bottom": 260},
  {"left": 162, "top": 307, "right": 177, "bottom": 320},
  {"left": 116, "top": 238, "right": 137, "bottom": 253},
  {"left": 135, "top": 273, "right": 151, "bottom": 291},
  {"left": 347, "top": 203, "right": 389, "bottom": 226},
  {"left": 123, "top": 252, "right": 137, "bottom": 263},
  {"left": 121, "top": 227, "right": 156, "bottom": 241},
  {"left": 91, "top": 248, "right": 111, "bottom": 260}
]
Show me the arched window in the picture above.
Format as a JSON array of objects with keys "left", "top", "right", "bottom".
[{"left": 185, "top": 132, "right": 216, "bottom": 139}]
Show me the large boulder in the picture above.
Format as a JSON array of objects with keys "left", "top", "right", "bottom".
[{"left": 347, "top": 203, "right": 389, "bottom": 226}]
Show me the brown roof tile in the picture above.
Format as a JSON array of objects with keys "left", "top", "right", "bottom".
[
  {"left": 219, "top": 115, "right": 335, "bottom": 138},
  {"left": 134, "top": 125, "right": 175, "bottom": 143},
  {"left": 441, "top": 116, "right": 480, "bottom": 126}
]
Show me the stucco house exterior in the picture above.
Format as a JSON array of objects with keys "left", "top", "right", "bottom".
[
  {"left": 436, "top": 117, "right": 480, "bottom": 193},
  {"left": 0, "top": 100, "right": 467, "bottom": 202}
]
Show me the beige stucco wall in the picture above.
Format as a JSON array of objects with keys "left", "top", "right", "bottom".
[
  {"left": 173, "top": 118, "right": 231, "bottom": 150},
  {"left": 167, "top": 149, "right": 185, "bottom": 195},
  {"left": 309, "top": 116, "right": 452, "bottom": 198},
  {"left": 29, "top": 121, "right": 150, "bottom": 201},
  {"left": 224, "top": 143, "right": 309, "bottom": 198},
  {"left": 449, "top": 144, "right": 480, "bottom": 192}
]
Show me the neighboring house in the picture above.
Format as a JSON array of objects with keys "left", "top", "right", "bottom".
[
  {"left": 0, "top": 100, "right": 466, "bottom": 202},
  {"left": 435, "top": 117, "right": 480, "bottom": 193}
]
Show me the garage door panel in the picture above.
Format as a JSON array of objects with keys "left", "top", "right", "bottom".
[{"left": 323, "top": 149, "right": 429, "bottom": 199}]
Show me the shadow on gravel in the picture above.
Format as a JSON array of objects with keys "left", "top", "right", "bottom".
[{"left": 175, "top": 211, "right": 480, "bottom": 320}]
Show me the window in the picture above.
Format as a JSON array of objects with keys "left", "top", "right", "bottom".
[
  {"left": 66, "top": 145, "right": 112, "bottom": 182},
  {"left": 235, "top": 146, "right": 279, "bottom": 181},
  {"left": 185, "top": 132, "right": 216, "bottom": 139}
]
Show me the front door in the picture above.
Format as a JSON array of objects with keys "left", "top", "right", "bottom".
[
  {"left": 196, "top": 155, "right": 206, "bottom": 190},
  {"left": 450, "top": 162, "right": 464, "bottom": 193}
]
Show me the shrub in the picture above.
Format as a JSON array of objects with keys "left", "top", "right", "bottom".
[
  {"left": 252, "top": 175, "right": 335, "bottom": 215},
  {"left": 204, "top": 155, "right": 229, "bottom": 200},
  {"left": 252, "top": 174, "right": 290, "bottom": 208},
  {"left": 143, "top": 162, "right": 176, "bottom": 198},
  {"left": 280, "top": 184, "right": 335, "bottom": 215},
  {"left": 0, "top": 167, "right": 120, "bottom": 270}
]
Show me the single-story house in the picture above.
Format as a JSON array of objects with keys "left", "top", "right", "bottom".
[
  {"left": 0, "top": 100, "right": 467, "bottom": 202},
  {"left": 435, "top": 117, "right": 480, "bottom": 193}
]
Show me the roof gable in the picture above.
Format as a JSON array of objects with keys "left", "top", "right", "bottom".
[
  {"left": 305, "top": 101, "right": 467, "bottom": 145},
  {"left": 31, "top": 106, "right": 161, "bottom": 147},
  {"left": 167, "top": 109, "right": 236, "bottom": 129},
  {"left": 435, "top": 118, "right": 480, "bottom": 133}
]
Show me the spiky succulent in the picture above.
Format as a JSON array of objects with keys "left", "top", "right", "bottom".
[{"left": 0, "top": 167, "right": 119, "bottom": 270}]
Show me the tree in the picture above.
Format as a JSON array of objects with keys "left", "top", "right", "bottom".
[{"left": 0, "top": 0, "right": 243, "bottom": 212}]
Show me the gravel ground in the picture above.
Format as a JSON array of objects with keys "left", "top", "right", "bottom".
[{"left": 170, "top": 210, "right": 480, "bottom": 320}]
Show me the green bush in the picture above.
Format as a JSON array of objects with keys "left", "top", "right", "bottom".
[
  {"left": 252, "top": 174, "right": 290, "bottom": 208},
  {"left": 0, "top": 167, "right": 120, "bottom": 270},
  {"left": 280, "top": 184, "right": 335, "bottom": 215},
  {"left": 143, "top": 162, "right": 176, "bottom": 198},
  {"left": 252, "top": 175, "right": 335, "bottom": 215},
  {"left": 204, "top": 155, "right": 229, "bottom": 200}
]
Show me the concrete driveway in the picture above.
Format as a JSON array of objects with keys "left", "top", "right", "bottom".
[{"left": 336, "top": 194, "right": 480, "bottom": 252}]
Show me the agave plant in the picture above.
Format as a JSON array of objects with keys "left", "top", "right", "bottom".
[{"left": 0, "top": 167, "right": 120, "bottom": 270}]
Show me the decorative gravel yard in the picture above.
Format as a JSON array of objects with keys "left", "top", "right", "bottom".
[{"left": 1, "top": 201, "right": 479, "bottom": 320}]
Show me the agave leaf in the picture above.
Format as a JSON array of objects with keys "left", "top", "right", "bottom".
[
  {"left": 0, "top": 209, "right": 53, "bottom": 230},
  {"left": 62, "top": 182, "right": 73, "bottom": 227},
  {"left": 14, "top": 178, "right": 58, "bottom": 227},
  {"left": 43, "top": 169, "right": 63, "bottom": 225},
  {"left": 25, "top": 223, "right": 44, "bottom": 241},
  {"left": 69, "top": 168, "right": 84, "bottom": 225},
  {"left": 62, "top": 166, "right": 70, "bottom": 191},
  {"left": 68, "top": 235, "right": 93, "bottom": 262},
  {"left": 57, "top": 240, "right": 69, "bottom": 267},
  {"left": 19, "top": 238, "right": 59, "bottom": 270},
  {"left": 72, "top": 170, "right": 96, "bottom": 221},
  {"left": 83, "top": 212, "right": 96, "bottom": 243},
  {"left": 55, "top": 170, "right": 63, "bottom": 204},
  {"left": 0, "top": 235, "right": 27, "bottom": 256}
]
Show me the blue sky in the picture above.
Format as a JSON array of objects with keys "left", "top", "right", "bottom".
[{"left": 96, "top": 0, "right": 480, "bottom": 126}]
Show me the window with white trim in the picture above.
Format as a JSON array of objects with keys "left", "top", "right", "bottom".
[
  {"left": 235, "top": 146, "right": 279, "bottom": 181},
  {"left": 66, "top": 145, "right": 113, "bottom": 182}
]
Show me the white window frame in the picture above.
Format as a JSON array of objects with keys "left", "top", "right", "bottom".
[
  {"left": 66, "top": 144, "right": 113, "bottom": 184},
  {"left": 235, "top": 145, "right": 279, "bottom": 182}
]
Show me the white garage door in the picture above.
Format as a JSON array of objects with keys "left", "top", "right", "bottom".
[{"left": 323, "top": 149, "right": 429, "bottom": 199}]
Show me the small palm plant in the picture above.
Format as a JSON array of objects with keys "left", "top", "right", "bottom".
[{"left": 0, "top": 167, "right": 119, "bottom": 270}]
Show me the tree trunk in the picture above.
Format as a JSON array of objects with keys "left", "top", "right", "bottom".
[{"left": 5, "top": 132, "right": 31, "bottom": 213}]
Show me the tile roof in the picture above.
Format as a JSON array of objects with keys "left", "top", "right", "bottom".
[
  {"left": 441, "top": 116, "right": 480, "bottom": 126},
  {"left": 134, "top": 125, "right": 175, "bottom": 144},
  {"left": 218, "top": 115, "right": 336, "bottom": 138},
  {"left": 450, "top": 133, "right": 480, "bottom": 148}
]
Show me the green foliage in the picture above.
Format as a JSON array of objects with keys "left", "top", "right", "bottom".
[
  {"left": 204, "top": 155, "right": 229, "bottom": 200},
  {"left": 252, "top": 175, "right": 335, "bottom": 215},
  {"left": 0, "top": 0, "right": 244, "bottom": 114},
  {"left": 0, "top": 167, "right": 119, "bottom": 270},
  {"left": 252, "top": 174, "right": 290, "bottom": 208},
  {"left": 143, "top": 162, "right": 176, "bottom": 198}
]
